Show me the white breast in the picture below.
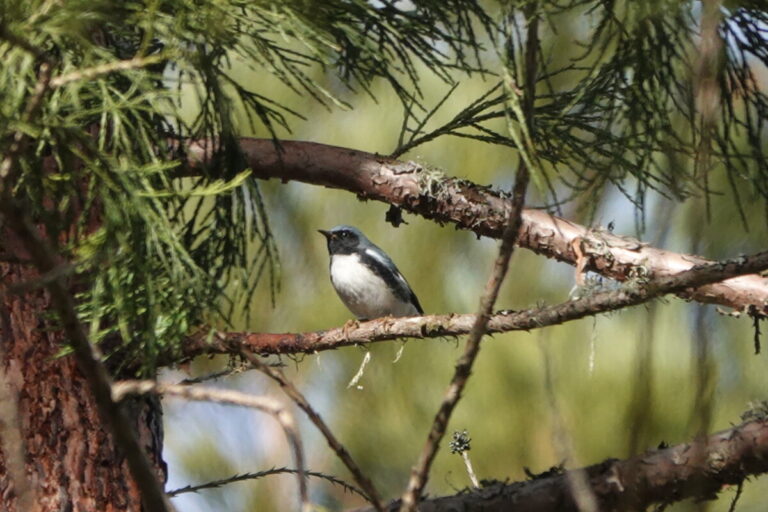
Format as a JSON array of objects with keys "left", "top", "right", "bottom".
[{"left": 330, "top": 253, "right": 417, "bottom": 319}]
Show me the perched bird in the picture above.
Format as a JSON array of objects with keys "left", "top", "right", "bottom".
[{"left": 319, "top": 225, "right": 423, "bottom": 320}]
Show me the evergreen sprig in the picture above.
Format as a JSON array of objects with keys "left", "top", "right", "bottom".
[
  {"left": 3, "top": 0, "right": 768, "bottom": 373},
  {"left": 0, "top": 0, "right": 501, "bottom": 372}
]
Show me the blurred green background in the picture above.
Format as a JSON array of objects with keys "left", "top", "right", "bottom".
[{"left": 160, "top": 14, "right": 768, "bottom": 512}]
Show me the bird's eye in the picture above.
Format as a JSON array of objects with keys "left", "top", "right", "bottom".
[{"left": 340, "top": 231, "right": 349, "bottom": 238}]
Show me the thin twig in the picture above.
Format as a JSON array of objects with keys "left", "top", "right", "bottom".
[
  {"left": 167, "top": 467, "right": 367, "bottom": 499},
  {"left": 0, "top": 61, "right": 52, "bottom": 182},
  {"left": 461, "top": 453, "right": 480, "bottom": 489},
  {"left": 176, "top": 367, "right": 245, "bottom": 385},
  {"left": 691, "top": 5, "right": 723, "bottom": 507},
  {"left": 49, "top": 54, "right": 167, "bottom": 88},
  {"left": 180, "top": 249, "right": 768, "bottom": 359},
  {"left": 398, "top": 151, "right": 528, "bottom": 511},
  {"left": 690, "top": 231, "right": 716, "bottom": 512},
  {"left": 112, "top": 380, "right": 311, "bottom": 512},
  {"left": 727, "top": 481, "right": 743, "bottom": 512},
  {"left": 0, "top": 203, "right": 173, "bottom": 512},
  {"left": 240, "top": 352, "right": 385, "bottom": 511},
  {"left": 176, "top": 360, "right": 284, "bottom": 386},
  {"left": 449, "top": 430, "right": 479, "bottom": 488},
  {"left": 398, "top": 8, "right": 538, "bottom": 507}
]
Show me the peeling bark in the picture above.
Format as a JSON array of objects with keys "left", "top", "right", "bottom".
[{"left": 183, "top": 138, "right": 768, "bottom": 317}]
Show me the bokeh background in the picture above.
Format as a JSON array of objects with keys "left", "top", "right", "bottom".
[{"left": 160, "top": 10, "right": 768, "bottom": 512}]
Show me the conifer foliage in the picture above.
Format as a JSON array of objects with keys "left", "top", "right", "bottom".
[{"left": 1, "top": 1, "right": 768, "bottom": 511}]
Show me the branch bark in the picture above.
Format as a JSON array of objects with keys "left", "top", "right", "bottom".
[
  {"left": 352, "top": 415, "right": 768, "bottom": 512},
  {"left": 181, "top": 250, "right": 768, "bottom": 359},
  {"left": 181, "top": 138, "right": 768, "bottom": 317}
]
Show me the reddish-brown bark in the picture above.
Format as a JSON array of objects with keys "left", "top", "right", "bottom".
[
  {"left": 2, "top": 134, "right": 765, "bottom": 511},
  {"left": 180, "top": 249, "right": 768, "bottom": 358},
  {"left": 0, "top": 244, "right": 166, "bottom": 511},
  {"left": 183, "top": 138, "right": 768, "bottom": 317}
]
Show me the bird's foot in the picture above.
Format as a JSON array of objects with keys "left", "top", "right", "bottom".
[{"left": 342, "top": 318, "right": 360, "bottom": 340}]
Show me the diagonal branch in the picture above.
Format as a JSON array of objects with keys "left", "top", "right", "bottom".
[
  {"left": 0, "top": 61, "right": 52, "bottom": 184},
  {"left": 182, "top": 250, "right": 768, "bottom": 360},
  {"left": 399, "top": 162, "right": 526, "bottom": 508},
  {"left": 399, "top": 6, "right": 539, "bottom": 507},
  {"left": 240, "top": 353, "right": 385, "bottom": 511},
  {"left": 181, "top": 138, "right": 768, "bottom": 317},
  {"left": 354, "top": 415, "right": 768, "bottom": 512}
]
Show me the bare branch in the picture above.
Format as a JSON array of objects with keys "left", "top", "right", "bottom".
[
  {"left": 181, "top": 139, "right": 768, "bottom": 317},
  {"left": 182, "top": 250, "right": 768, "bottom": 359},
  {"left": 354, "top": 417, "right": 768, "bottom": 512},
  {"left": 175, "top": 361, "right": 285, "bottom": 386},
  {"left": 112, "top": 380, "right": 310, "bottom": 511},
  {"left": 399, "top": 7, "right": 538, "bottom": 505},
  {"left": 240, "top": 353, "right": 385, "bottom": 511},
  {"left": 166, "top": 467, "right": 366, "bottom": 499}
]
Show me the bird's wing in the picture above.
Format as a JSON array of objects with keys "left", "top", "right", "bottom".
[{"left": 362, "top": 248, "right": 424, "bottom": 314}]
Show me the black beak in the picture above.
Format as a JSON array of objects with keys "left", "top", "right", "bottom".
[{"left": 318, "top": 229, "right": 332, "bottom": 239}]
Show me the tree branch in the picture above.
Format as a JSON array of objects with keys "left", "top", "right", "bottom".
[
  {"left": 240, "top": 353, "right": 385, "bottom": 511},
  {"left": 353, "top": 415, "right": 768, "bottom": 512},
  {"left": 182, "top": 250, "right": 768, "bottom": 359},
  {"left": 112, "top": 380, "right": 310, "bottom": 511},
  {"left": 49, "top": 54, "right": 167, "bottom": 88},
  {"left": 399, "top": 156, "right": 527, "bottom": 509},
  {"left": 181, "top": 139, "right": 768, "bottom": 317},
  {"left": 166, "top": 467, "right": 367, "bottom": 499},
  {"left": 399, "top": 6, "right": 539, "bottom": 507}
]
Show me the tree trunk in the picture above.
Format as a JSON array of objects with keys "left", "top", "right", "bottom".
[{"left": 0, "top": 256, "right": 166, "bottom": 511}]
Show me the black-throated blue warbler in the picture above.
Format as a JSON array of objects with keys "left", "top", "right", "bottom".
[{"left": 319, "top": 225, "right": 423, "bottom": 320}]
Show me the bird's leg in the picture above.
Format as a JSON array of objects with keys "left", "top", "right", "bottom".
[{"left": 379, "top": 314, "right": 395, "bottom": 332}]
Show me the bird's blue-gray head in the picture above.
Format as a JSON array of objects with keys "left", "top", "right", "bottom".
[{"left": 318, "top": 225, "right": 371, "bottom": 255}]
